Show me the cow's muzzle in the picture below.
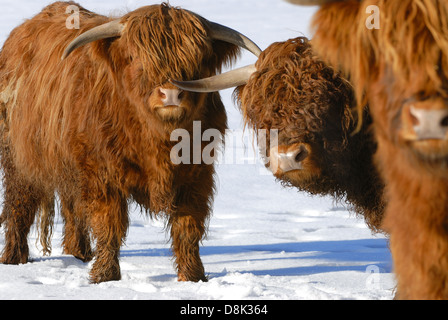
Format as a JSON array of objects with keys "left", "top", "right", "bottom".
[
  {"left": 269, "top": 143, "right": 309, "bottom": 174},
  {"left": 401, "top": 103, "right": 448, "bottom": 142},
  {"left": 150, "top": 85, "right": 187, "bottom": 120},
  {"left": 399, "top": 100, "right": 448, "bottom": 160},
  {"left": 158, "top": 88, "right": 183, "bottom": 107}
]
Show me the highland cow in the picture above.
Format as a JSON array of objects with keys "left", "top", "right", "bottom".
[
  {"left": 0, "top": 1, "right": 261, "bottom": 283},
  {"left": 286, "top": 0, "right": 448, "bottom": 299},
  {"left": 172, "top": 37, "right": 385, "bottom": 232}
]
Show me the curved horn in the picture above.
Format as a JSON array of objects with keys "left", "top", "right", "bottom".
[
  {"left": 170, "top": 64, "right": 257, "bottom": 93},
  {"left": 62, "top": 11, "right": 262, "bottom": 59},
  {"left": 207, "top": 21, "right": 262, "bottom": 57},
  {"left": 284, "top": 0, "right": 339, "bottom": 5},
  {"left": 62, "top": 19, "right": 124, "bottom": 59}
]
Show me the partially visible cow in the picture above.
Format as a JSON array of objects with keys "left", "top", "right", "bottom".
[
  {"left": 286, "top": 0, "right": 448, "bottom": 299},
  {"left": 172, "top": 37, "right": 386, "bottom": 233},
  {"left": 0, "top": 1, "right": 261, "bottom": 283}
]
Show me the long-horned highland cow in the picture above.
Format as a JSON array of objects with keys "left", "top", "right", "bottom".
[
  {"left": 286, "top": 0, "right": 448, "bottom": 299},
  {"left": 0, "top": 1, "right": 261, "bottom": 283},
  {"left": 172, "top": 37, "right": 386, "bottom": 233}
]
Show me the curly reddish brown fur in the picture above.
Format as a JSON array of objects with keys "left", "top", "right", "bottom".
[
  {"left": 309, "top": 0, "right": 448, "bottom": 299},
  {"left": 0, "top": 2, "right": 239, "bottom": 283},
  {"left": 235, "top": 37, "right": 385, "bottom": 232}
]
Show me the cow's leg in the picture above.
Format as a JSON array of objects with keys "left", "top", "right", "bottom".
[
  {"left": 37, "top": 194, "right": 56, "bottom": 256},
  {"left": 0, "top": 151, "right": 44, "bottom": 264},
  {"left": 169, "top": 169, "right": 213, "bottom": 282},
  {"left": 87, "top": 191, "right": 128, "bottom": 283},
  {"left": 170, "top": 212, "right": 207, "bottom": 282},
  {"left": 60, "top": 197, "right": 93, "bottom": 262}
]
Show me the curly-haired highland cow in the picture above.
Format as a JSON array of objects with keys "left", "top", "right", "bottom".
[
  {"left": 287, "top": 0, "right": 448, "bottom": 299},
  {"left": 172, "top": 37, "right": 386, "bottom": 233},
  {"left": 0, "top": 1, "right": 261, "bottom": 283}
]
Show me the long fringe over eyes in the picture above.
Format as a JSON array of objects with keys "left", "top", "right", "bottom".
[{"left": 312, "top": 0, "right": 448, "bottom": 126}]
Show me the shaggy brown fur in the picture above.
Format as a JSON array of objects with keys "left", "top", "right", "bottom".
[
  {"left": 307, "top": 0, "right": 448, "bottom": 299},
  {"left": 0, "top": 2, "right": 240, "bottom": 283},
  {"left": 235, "top": 37, "right": 385, "bottom": 232}
]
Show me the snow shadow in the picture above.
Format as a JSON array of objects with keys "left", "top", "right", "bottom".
[
  {"left": 203, "top": 238, "right": 392, "bottom": 277},
  {"left": 120, "top": 238, "right": 392, "bottom": 277}
]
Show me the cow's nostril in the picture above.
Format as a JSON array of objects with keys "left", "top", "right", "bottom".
[
  {"left": 408, "top": 106, "right": 420, "bottom": 127},
  {"left": 441, "top": 116, "right": 448, "bottom": 128},
  {"left": 158, "top": 88, "right": 166, "bottom": 99},
  {"left": 294, "top": 145, "right": 308, "bottom": 163}
]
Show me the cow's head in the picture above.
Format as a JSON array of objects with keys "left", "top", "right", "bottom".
[
  {"left": 62, "top": 3, "right": 261, "bottom": 128},
  {"left": 285, "top": 0, "right": 448, "bottom": 169},
  {"left": 172, "top": 37, "right": 357, "bottom": 192}
]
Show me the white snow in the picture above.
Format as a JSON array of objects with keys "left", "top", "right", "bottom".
[{"left": 0, "top": 0, "right": 395, "bottom": 300}]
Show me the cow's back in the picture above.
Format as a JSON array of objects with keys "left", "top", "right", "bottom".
[{"left": 0, "top": 2, "right": 111, "bottom": 184}]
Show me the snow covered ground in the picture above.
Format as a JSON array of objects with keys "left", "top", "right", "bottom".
[{"left": 0, "top": 0, "right": 395, "bottom": 300}]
